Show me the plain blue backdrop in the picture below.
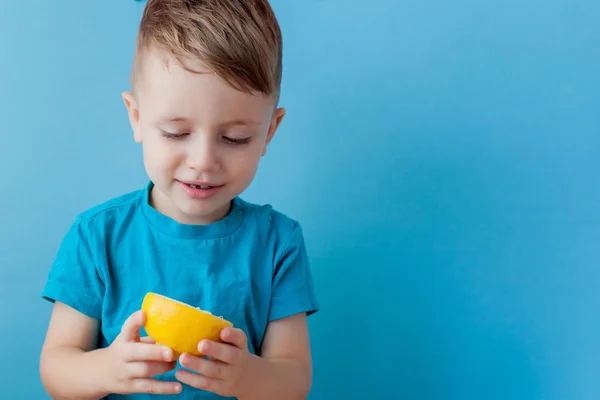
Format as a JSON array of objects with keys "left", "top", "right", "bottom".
[{"left": 1, "top": 0, "right": 599, "bottom": 398}]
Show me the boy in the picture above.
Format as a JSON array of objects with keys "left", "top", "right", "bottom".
[{"left": 39, "top": 0, "right": 318, "bottom": 399}]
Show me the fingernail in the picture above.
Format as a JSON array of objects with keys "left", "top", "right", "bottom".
[
  {"left": 174, "top": 383, "right": 182, "bottom": 393},
  {"left": 164, "top": 349, "right": 172, "bottom": 360},
  {"left": 199, "top": 341, "right": 208, "bottom": 352}
]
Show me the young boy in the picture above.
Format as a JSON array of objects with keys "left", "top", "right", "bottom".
[{"left": 39, "top": 0, "right": 318, "bottom": 399}]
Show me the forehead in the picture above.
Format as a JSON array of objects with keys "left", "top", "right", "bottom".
[{"left": 136, "top": 50, "right": 274, "bottom": 124}]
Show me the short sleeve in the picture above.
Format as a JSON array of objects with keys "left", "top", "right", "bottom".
[
  {"left": 269, "top": 222, "right": 319, "bottom": 322},
  {"left": 41, "top": 217, "right": 104, "bottom": 319}
]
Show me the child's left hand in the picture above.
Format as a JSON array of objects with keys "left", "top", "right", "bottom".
[{"left": 176, "top": 327, "right": 254, "bottom": 398}]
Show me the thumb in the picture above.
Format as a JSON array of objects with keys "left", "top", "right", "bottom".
[{"left": 120, "top": 310, "right": 145, "bottom": 342}]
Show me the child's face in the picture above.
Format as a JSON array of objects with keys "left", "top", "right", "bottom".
[{"left": 123, "top": 50, "right": 285, "bottom": 225}]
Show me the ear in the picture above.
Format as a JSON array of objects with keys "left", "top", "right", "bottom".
[
  {"left": 263, "top": 107, "right": 286, "bottom": 156},
  {"left": 122, "top": 91, "right": 142, "bottom": 143}
]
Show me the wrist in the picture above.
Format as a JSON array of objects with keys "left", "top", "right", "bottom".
[
  {"left": 93, "top": 347, "right": 115, "bottom": 398},
  {"left": 237, "top": 354, "right": 266, "bottom": 400}
]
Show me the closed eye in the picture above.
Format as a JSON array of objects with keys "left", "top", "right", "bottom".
[
  {"left": 161, "top": 130, "right": 189, "bottom": 140},
  {"left": 223, "top": 136, "right": 251, "bottom": 145}
]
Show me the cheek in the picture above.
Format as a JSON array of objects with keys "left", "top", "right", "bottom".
[
  {"left": 142, "top": 138, "right": 183, "bottom": 173},
  {"left": 228, "top": 148, "right": 262, "bottom": 181}
]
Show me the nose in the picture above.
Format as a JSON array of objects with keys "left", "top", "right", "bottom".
[{"left": 186, "top": 135, "right": 220, "bottom": 173}]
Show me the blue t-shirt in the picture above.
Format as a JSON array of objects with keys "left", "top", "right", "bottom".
[{"left": 41, "top": 182, "right": 319, "bottom": 399}]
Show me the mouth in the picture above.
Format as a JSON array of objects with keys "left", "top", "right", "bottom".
[
  {"left": 177, "top": 180, "right": 224, "bottom": 200},
  {"left": 188, "top": 183, "right": 215, "bottom": 189},
  {"left": 178, "top": 180, "right": 224, "bottom": 190}
]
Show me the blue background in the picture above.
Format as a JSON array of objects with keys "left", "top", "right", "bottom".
[{"left": 1, "top": 0, "right": 599, "bottom": 398}]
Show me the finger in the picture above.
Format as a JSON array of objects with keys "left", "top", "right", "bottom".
[
  {"left": 128, "top": 361, "right": 178, "bottom": 378},
  {"left": 179, "top": 353, "right": 228, "bottom": 380},
  {"left": 129, "top": 378, "right": 182, "bottom": 395},
  {"left": 198, "top": 340, "right": 239, "bottom": 365},
  {"left": 176, "top": 369, "right": 220, "bottom": 394},
  {"left": 140, "top": 336, "right": 156, "bottom": 344},
  {"left": 124, "top": 342, "right": 175, "bottom": 362},
  {"left": 120, "top": 310, "right": 145, "bottom": 342},
  {"left": 220, "top": 328, "right": 247, "bottom": 349}
]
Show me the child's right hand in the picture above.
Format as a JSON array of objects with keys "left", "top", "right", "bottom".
[{"left": 103, "top": 310, "right": 182, "bottom": 395}]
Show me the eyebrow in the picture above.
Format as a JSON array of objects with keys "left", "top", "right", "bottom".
[
  {"left": 159, "top": 117, "right": 260, "bottom": 127},
  {"left": 219, "top": 119, "right": 261, "bottom": 128}
]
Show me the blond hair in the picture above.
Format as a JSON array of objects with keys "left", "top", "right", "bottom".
[{"left": 131, "top": 0, "right": 283, "bottom": 99}]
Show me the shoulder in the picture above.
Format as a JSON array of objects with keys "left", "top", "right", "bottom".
[
  {"left": 237, "top": 197, "right": 303, "bottom": 238},
  {"left": 237, "top": 200, "right": 320, "bottom": 320},
  {"left": 236, "top": 197, "right": 306, "bottom": 259},
  {"left": 69, "top": 188, "right": 144, "bottom": 234}
]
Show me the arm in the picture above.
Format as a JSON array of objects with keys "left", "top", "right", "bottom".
[
  {"left": 242, "top": 312, "right": 313, "bottom": 400},
  {"left": 39, "top": 301, "right": 112, "bottom": 400},
  {"left": 241, "top": 221, "right": 316, "bottom": 399},
  {"left": 40, "top": 302, "right": 182, "bottom": 399}
]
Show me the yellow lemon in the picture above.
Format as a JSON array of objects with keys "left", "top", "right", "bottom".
[{"left": 141, "top": 292, "right": 233, "bottom": 358}]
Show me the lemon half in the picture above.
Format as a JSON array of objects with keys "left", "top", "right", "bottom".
[{"left": 141, "top": 292, "right": 233, "bottom": 358}]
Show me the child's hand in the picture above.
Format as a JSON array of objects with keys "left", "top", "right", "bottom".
[
  {"left": 104, "top": 310, "right": 182, "bottom": 395},
  {"left": 176, "top": 327, "right": 254, "bottom": 397}
]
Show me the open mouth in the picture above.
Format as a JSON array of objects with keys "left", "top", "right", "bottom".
[
  {"left": 187, "top": 184, "right": 214, "bottom": 190},
  {"left": 178, "top": 181, "right": 224, "bottom": 199}
]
